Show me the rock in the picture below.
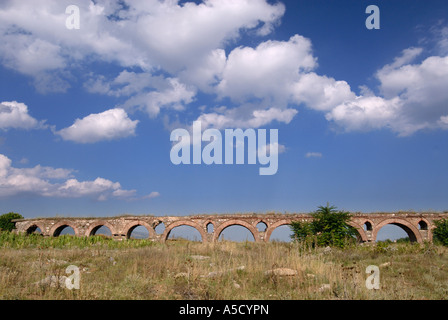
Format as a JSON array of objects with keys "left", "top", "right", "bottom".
[
  {"left": 36, "top": 275, "right": 67, "bottom": 288},
  {"left": 264, "top": 268, "right": 298, "bottom": 276},
  {"left": 318, "top": 284, "right": 331, "bottom": 292},
  {"left": 380, "top": 262, "right": 391, "bottom": 267},
  {"left": 206, "top": 271, "right": 220, "bottom": 278},
  {"left": 46, "top": 259, "right": 68, "bottom": 265},
  {"left": 233, "top": 280, "right": 241, "bottom": 289},
  {"left": 306, "top": 273, "right": 316, "bottom": 279},
  {"left": 174, "top": 272, "right": 189, "bottom": 279},
  {"left": 202, "top": 266, "right": 246, "bottom": 278},
  {"left": 323, "top": 246, "right": 332, "bottom": 254},
  {"left": 190, "top": 255, "right": 210, "bottom": 260}
]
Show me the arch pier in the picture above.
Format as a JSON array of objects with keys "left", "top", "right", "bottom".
[{"left": 12, "top": 212, "right": 448, "bottom": 243}]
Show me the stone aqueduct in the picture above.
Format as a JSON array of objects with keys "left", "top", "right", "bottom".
[
  {"left": 13, "top": 212, "right": 448, "bottom": 243},
  {"left": 14, "top": 212, "right": 448, "bottom": 242}
]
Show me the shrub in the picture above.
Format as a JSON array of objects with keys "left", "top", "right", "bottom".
[
  {"left": 433, "top": 218, "right": 448, "bottom": 247},
  {"left": 0, "top": 212, "right": 24, "bottom": 232},
  {"left": 290, "top": 204, "right": 357, "bottom": 248}
]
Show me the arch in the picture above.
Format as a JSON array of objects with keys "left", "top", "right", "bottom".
[
  {"left": 213, "top": 220, "right": 259, "bottom": 242},
  {"left": 363, "top": 220, "right": 373, "bottom": 231},
  {"left": 418, "top": 219, "right": 428, "bottom": 230},
  {"left": 206, "top": 222, "right": 214, "bottom": 233},
  {"left": 268, "top": 225, "right": 294, "bottom": 242},
  {"left": 373, "top": 218, "right": 422, "bottom": 243},
  {"left": 347, "top": 221, "right": 368, "bottom": 243},
  {"left": 85, "top": 221, "right": 116, "bottom": 237},
  {"left": 162, "top": 221, "right": 207, "bottom": 243},
  {"left": 24, "top": 222, "right": 45, "bottom": 235},
  {"left": 265, "top": 219, "right": 293, "bottom": 242},
  {"left": 123, "top": 221, "right": 155, "bottom": 239},
  {"left": 256, "top": 220, "right": 268, "bottom": 232},
  {"left": 50, "top": 221, "right": 79, "bottom": 237}
]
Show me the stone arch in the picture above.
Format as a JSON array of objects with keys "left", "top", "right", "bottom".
[
  {"left": 213, "top": 220, "right": 259, "bottom": 242},
  {"left": 362, "top": 220, "right": 374, "bottom": 231},
  {"left": 23, "top": 222, "right": 46, "bottom": 235},
  {"left": 206, "top": 221, "right": 214, "bottom": 233},
  {"left": 265, "top": 219, "right": 292, "bottom": 242},
  {"left": 418, "top": 218, "right": 429, "bottom": 230},
  {"left": 162, "top": 221, "right": 207, "bottom": 243},
  {"left": 85, "top": 220, "right": 116, "bottom": 237},
  {"left": 50, "top": 221, "right": 80, "bottom": 237},
  {"left": 348, "top": 221, "right": 368, "bottom": 243},
  {"left": 373, "top": 218, "right": 422, "bottom": 243},
  {"left": 123, "top": 221, "right": 155, "bottom": 239},
  {"left": 256, "top": 220, "right": 268, "bottom": 232}
]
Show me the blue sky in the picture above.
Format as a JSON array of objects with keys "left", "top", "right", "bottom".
[{"left": 1, "top": 0, "right": 448, "bottom": 240}]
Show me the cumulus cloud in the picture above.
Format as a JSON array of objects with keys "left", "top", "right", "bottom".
[
  {"left": 0, "top": 153, "right": 139, "bottom": 200},
  {"left": 0, "top": 0, "right": 284, "bottom": 91},
  {"left": 325, "top": 96, "right": 402, "bottom": 133},
  {"left": 325, "top": 43, "right": 448, "bottom": 136},
  {"left": 1, "top": 0, "right": 448, "bottom": 137},
  {"left": 119, "top": 78, "right": 196, "bottom": 117},
  {"left": 0, "top": 101, "right": 45, "bottom": 130},
  {"left": 191, "top": 34, "right": 353, "bottom": 130},
  {"left": 216, "top": 35, "right": 317, "bottom": 104},
  {"left": 56, "top": 108, "right": 138, "bottom": 143},
  {"left": 85, "top": 71, "right": 196, "bottom": 117}
]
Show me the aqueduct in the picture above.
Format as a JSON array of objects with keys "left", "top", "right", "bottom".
[{"left": 12, "top": 212, "right": 448, "bottom": 243}]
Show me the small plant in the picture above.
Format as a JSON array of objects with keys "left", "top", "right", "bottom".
[{"left": 290, "top": 204, "right": 357, "bottom": 248}]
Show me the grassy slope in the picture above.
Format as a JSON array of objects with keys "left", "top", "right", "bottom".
[{"left": 0, "top": 233, "right": 447, "bottom": 300}]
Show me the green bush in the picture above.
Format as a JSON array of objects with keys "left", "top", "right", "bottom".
[
  {"left": 0, "top": 212, "right": 23, "bottom": 232},
  {"left": 433, "top": 218, "right": 448, "bottom": 246},
  {"left": 290, "top": 204, "right": 357, "bottom": 248}
]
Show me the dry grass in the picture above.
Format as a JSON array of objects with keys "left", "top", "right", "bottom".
[{"left": 1, "top": 237, "right": 447, "bottom": 300}]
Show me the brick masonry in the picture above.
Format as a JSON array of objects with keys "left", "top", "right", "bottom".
[{"left": 12, "top": 212, "right": 448, "bottom": 243}]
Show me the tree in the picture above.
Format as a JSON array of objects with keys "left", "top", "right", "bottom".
[
  {"left": 0, "top": 212, "right": 24, "bottom": 232},
  {"left": 433, "top": 218, "right": 448, "bottom": 247},
  {"left": 290, "top": 204, "right": 357, "bottom": 248}
]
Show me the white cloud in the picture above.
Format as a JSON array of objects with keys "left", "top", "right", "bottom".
[
  {"left": 324, "top": 34, "right": 448, "bottom": 136},
  {"left": 86, "top": 71, "right": 196, "bottom": 118},
  {"left": 196, "top": 107, "right": 298, "bottom": 130},
  {"left": 1, "top": 1, "right": 448, "bottom": 137},
  {"left": 142, "top": 191, "right": 161, "bottom": 200},
  {"left": 0, "top": 153, "right": 137, "bottom": 200},
  {"left": 0, "top": 0, "right": 285, "bottom": 92},
  {"left": 291, "top": 73, "right": 355, "bottom": 111},
  {"left": 119, "top": 78, "right": 196, "bottom": 117},
  {"left": 216, "top": 35, "right": 317, "bottom": 105},
  {"left": 439, "top": 115, "right": 448, "bottom": 125},
  {"left": 198, "top": 35, "right": 353, "bottom": 129},
  {"left": 325, "top": 96, "right": 402, "bottom": 133},
  {"left": 305, "top": 152, "right": 322, "bottom": 158},
  {"left": 0, "top": 101, "right": 44, "bottom": 130},
  {"left": 125, "top": 0, "right": 285, "bottom": 72},
  {"left": 56, "top": 108, "right": 138, "bottom": 143},
  {"left": 258, "top": 142, "right": 286, "bottom": 158}
]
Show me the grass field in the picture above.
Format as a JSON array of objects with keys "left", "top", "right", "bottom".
[{"left": 0, "top": 232, "right": 447, "bottom": 300}]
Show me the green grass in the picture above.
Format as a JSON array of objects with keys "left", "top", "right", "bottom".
[
  {"left": 0, "top": 231, "right": 157, "bottom": 249},
  {"left": 1, "top": 232, "right": 448, "bottom": 300}
]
